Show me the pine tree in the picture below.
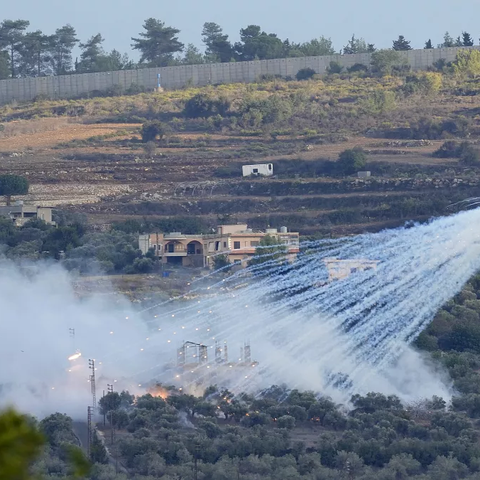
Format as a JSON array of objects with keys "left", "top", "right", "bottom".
[
  {"left": 425, "top": 39, "right": 433, "bottom": 49},
  {"left": 440, "top": 32, "right": 455, "bottom": 48},
  {"left": 343, "top": 34, "right": 371, "bottom": 54},
  {"left": 19, "top": 30, "right": 51, "bottom": 76},
  {"left": 77, "top": 34, "right": 104, "bottom": 72},
  {"left": 392, "top": 35, "right": 412, "bottom": 51},
  {"left": 48, "top": 24, "right": 78, "bottom": 75},
  {"left": 202, "top": 22, "right": 233, "bottom": 62},
  {"left": 0, "top": 19, "right": 29, "bottom": 77},
  {"left": 462, "top": 32, "right": 474, "bottom": 47},
  {"left": 132, "top": 18, "right": 184, "bottom": 67}
]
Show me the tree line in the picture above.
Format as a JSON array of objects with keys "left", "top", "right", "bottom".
[{"left": 0, "top": 18, "right": 478, "bottom": 79}]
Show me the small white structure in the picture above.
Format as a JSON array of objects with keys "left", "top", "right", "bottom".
[
  {"left": 323, "top": 257, "right": 378, "bottom": 282},
  {"left": 242, "top": 163, "right": 273, "bottom": 177},
  {"left": 357, "top": 171, "right": 371, "bottom": 178}
]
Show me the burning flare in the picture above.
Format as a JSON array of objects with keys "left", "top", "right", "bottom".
[{"left": 68, "top": 352, "right": 82, "bottom": 362}]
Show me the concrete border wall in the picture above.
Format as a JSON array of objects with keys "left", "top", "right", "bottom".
[{"left": 0, "top": 47, "right": 478, "bottom": 105}]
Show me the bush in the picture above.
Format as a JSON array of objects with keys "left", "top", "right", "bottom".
[
  {"left": 452, "top": 50, "right": 480, "bottom": 78},
  {"left": 327, "top": 61, "right": 343, "bottom": 74},
  {"left": 362, "top": 90, "right": 396, "bottom": 114},
  {"left": 432, "top": 141, "right": 478, "bottom": 162},
  {"left": 105, "top": 84, "right": 123, "bottom": 97},
  {"left": 143, "top": 141, "right": 157, "bottom": 157},
  {"left": 348, "top": 63, "right": 368, "bottom": 73},
  {"left": 277, "top": 415, "right": 296, "bottom": 429},
  {"left": 184, "top": 93, "right": 230, "bottom": 118},
  {"left": 433, "top": 140, "right": 461, "bottom": 158},
  {"left": 239, "top": 95, "right": 293, "bottom": 127},
  {"left": 381, "top": 116, "right": 472, "bottom": 140},
  {"left": 296, "top": 68, "right": 316, "bottom": 81},
  {"left": 460, "top": 147, "right": 480, "bottom": 165},
  {"left": 337, "top": 148, "right": 367, "bottom": 175},
  {"left": 431, "top": 58, "right": 449, "bottom": 72},
  {"left": 126, "top": 83, "right": 146, "bottom": 95},
  {"left": 371, "top": 49, "right": 408, "bottom": 75},
  {"left": 258, "top": 73, "right": 283, "bottom": 82},
  {"left": 403, "top": 72, "right": 442, "bottom": 95},
  {"left": 141, "top": 121, "right": 165, "bottom": 143}
]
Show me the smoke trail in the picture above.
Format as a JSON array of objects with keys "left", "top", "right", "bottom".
[{"left": 2, "top": 208, "right": 480, "bottom": 416}]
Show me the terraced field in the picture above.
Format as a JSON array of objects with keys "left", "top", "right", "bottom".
[{"left": 1, "top": 75, "right": 480, "bottom": 235}]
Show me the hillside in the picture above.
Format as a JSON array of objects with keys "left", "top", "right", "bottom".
[{"left": 1, "top": 65, "right": 480, "bottom": 237}]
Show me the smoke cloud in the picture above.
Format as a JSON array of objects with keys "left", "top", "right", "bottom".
[{"left": 3, "top": 208, "right": 480, "bottom": 417}]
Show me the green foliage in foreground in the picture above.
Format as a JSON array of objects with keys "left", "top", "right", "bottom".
[
  {"left": 13, "top": 379, "right": 480, "bottom": 480},
  {"left": 0, "top": 408, "right": 44, "bottom": 480},
  {"left": 7, "top": 274, "right": 480, "bottom": 479}
]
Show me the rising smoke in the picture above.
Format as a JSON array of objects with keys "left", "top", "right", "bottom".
[{"left": 2, "top": 208, "right": 480, "bottom": 417}]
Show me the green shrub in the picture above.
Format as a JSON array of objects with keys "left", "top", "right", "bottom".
[
  {"left": 432, "top": 140, "right": 477, "bottom": 161},
  {"left": 141, "top": 120, "right": 165, "bottom": 143},
  {"left": 348, "top": 63, "right": 368, "bottom": 73},
  {"left": 460, "top": 147, "right": 480, "bottom": 165},
  {"left": 327, "top": 61, "right": 343, "bottom": 74},
  {"left": 337, "top": 148, "right": 367, "bottom": 175},
  {"left": 258, "top": 73, "right": 283, "bottom": 82},
  {"left": 403, "top": 72, "right": 442, "bottom": 95},
  {"left": 239, "top": 95, "right": 293, "bottom": 126},
  {"left": 126, "top": 83, "right": 146, "bottom": 95},
  {"left": 105, "top": 84, "right": 123, "bottom": 97},
  {"left": 184, "top": 93, "right": 230, "bottom": 118},
  {"left": 277, "top": 415, "right": 296, "bottom": 429},
  {"left": 296, "top": 67, "right": 316, "bottom": 81},
  {"left": 453, "top": 50, "right": 480, "bottom": 78},
  {"left": 371, "top": 49, "right": 409, "bottom": 75},
  {"left": 433, "top": 140, "right": 461, "bottom": 158},
  {"left": 361, "top": 90, "right": 396, "bottom": 114}
]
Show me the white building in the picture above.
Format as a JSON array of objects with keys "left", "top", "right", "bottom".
[
  {"left": 242, "top": 163, "right": 273, "bottom": 177},
  {"left": 357, "top": 171, "right": 371, "bottom": 178}
]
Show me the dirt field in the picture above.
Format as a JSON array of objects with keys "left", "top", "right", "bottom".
[{"left": 0, "top": 93, "right": 477, "bottom": 235}]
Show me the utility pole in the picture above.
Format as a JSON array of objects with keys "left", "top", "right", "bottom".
[
  {"left": 89, "top": 359, "right": 96, "bottom": 411},
  {"left": 107, "top": 384, "right": 114, "bottom": 445},
  {"left": 87, "top": 406, "right": 93, "bottom": 459},
  {"left": 69, "top": 328, "right": 75, "bottom": 351},
  {"left": 194, "top": 441, "right": 200, "bottom": 480},
  {"left": 102, "top": 390, "right": 105, "bottom": 426}
]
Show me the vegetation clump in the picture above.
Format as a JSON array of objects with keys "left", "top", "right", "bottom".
[{"left": 141, "top": 120, "right": 165, "bottom": 142}]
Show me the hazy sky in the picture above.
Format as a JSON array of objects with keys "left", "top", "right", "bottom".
[{"left": 3, "top": 0, "right": 480, "bottom": 57}]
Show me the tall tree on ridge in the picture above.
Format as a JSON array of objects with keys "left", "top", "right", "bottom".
[
  {"left": 392, "top": 35, "right": 412, "bottom": 51},
  {"left": 76, "top": 33, "right": 104, "bottom": 72},
  {"left": 18, "top": 30, "right": 51, "bottom": 76},
  {"left": 462, "top": 32, "right": 474, "bottom": 47},
  {"left": 425, "top": 39, "right": 434, "bottom": 49},
  {"left": 202, "top": 22, "right": 233, "bottom": 62},
  {"left": 343, "top": 35, "right": 373, "bottom": 54},
  {"left": 0, "top": 19, "right": 29, "bottom": 77},
  {"left": 49, "top": 24, "right": 78, "bottom": 75},
  {"left": 132, "top": 18, "right": 184, "bottom": 67}
]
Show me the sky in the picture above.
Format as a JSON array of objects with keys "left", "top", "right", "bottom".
[{"left": 3, "top": 0, "right": 480, "bottom": 58}]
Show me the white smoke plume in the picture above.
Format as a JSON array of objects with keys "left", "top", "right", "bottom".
[{"left": 3, "top": 208, "right": 480, "bottom": 417}]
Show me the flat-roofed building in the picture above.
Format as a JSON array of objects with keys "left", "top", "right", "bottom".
[
  {"left": 0, "top": 203, "right": 55, "bottom": 227},
  {"left": 139, "top": 224, "right": 300, "bottom": 268}
]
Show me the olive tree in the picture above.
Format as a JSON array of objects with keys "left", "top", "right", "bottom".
[
  {"left": 0, "top": 174, "right": 29, "bottom": 205},
  {"left": 141, "top": 120, "right": 165, "bottom": 143},
  {"left": 336, "top": 148, "right": 367, "bottom": 175}
]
